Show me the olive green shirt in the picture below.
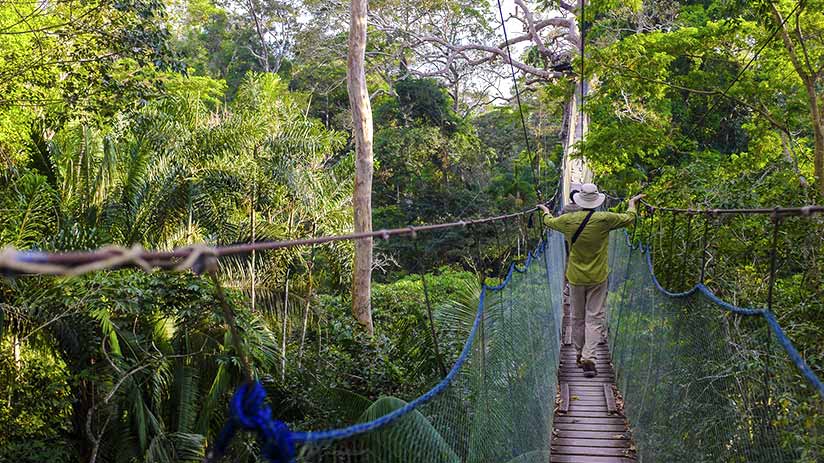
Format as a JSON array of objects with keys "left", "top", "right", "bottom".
[{"left": 543, "top": 206, "right": 637, "bottom": 286}]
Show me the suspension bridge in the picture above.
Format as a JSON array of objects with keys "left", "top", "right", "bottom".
[{"left": 1, "top": 196, "right": 822, "bottom": 462}]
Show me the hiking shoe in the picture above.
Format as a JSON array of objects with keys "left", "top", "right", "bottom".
[{"left": 582, "top": 359, "right": 598, "bottom": 378}]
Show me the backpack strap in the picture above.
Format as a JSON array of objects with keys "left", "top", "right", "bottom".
[{"left": 571, "top": 210, "right": 596, "bottom": 246}]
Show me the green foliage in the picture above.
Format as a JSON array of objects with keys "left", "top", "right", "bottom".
[
  {"left": 5, "top": 0, "right": 822, "bottom": 459},
  {"left": 0, "top": 70, "right": 351, "bottom": 460},
  {"left": 0, "top": 343, "right": 75, "bottom": 463},
  {"left": 0, "top": 270, "right": 278, "bottom": 461},
  {"left": 359, "top": 396, "right": 460, "bottom": 462}
]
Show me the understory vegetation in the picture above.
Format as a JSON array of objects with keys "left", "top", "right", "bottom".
[{"left": 1, "top": 0, "right": 822, "bottom": 461}]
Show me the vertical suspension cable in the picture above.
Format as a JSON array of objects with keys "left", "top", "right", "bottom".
[
  {"left": 764, "top": 210, "right": 782, "bottom": 456},
  {"left": 414, "top": 238, "right": 448, "bottom": 378},
  {"left": 682, "top": 212, "right": 693, "bottom": 290},
  {"left": 766, "top": 211, "right": 782, "bottom": 311},
  {"left": 494, "top": 0, "right": 541, "bottom": 200},
  {"left": 648, "top": 208, "right": 657, "bottom": 269},
  {"left": 699, "top": 216, "right": 711, "bottom": 284},
  {"left": 472, "top": 223, "right": 487, "bottom": 286},
  {"left": 579, "top": 0, "right": 585, "bottom": 160},
  {"left": 494, "top": 221, "right": 505, "bottom": 279},
  {"left": 251, "top": 147, "right": 258, "bottom": 311},
  {"left": 667, "top": 211, "right": 677, "bottom": 288}
]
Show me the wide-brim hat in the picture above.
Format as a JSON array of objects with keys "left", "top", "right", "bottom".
[{"left": 573, "top": 183, "right": 605, "bottom": 209}]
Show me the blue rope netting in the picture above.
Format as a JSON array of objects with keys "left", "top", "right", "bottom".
[
  {"left": 624, "top": 230, "right": 824, "bottom": 399},
  {"left": 212, "top": 238, "right": 551, "bottom": 462}
]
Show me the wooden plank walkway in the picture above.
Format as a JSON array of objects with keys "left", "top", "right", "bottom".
[{"left": 550, "top": 318, "right": 636, "bottom": 462}]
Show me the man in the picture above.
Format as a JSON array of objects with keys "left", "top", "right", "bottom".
[
  {"left": 538, "top": 184, "right": 644, "bottom": 378},
  {"left": 561, "top": 185, "right": 606, "bottom": 345}
]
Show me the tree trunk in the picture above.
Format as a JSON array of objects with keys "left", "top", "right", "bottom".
[
  {"left": 348, "top": 0, "right": 375, "bottom": 335},
  {"left": 768, "top": 2, "right": 824, "bottom": 195},
  {"left": 247, "top": 0, "right": 271, "bottom": 72},
  {"left": 12, "top": 335, "right": 20, "bottom": 369},
  {"left": 70, "top": 378, "right": 95, "bottom": 462},
  {"left": 805, "top": 81, "right": 824, "bottom": 195}
]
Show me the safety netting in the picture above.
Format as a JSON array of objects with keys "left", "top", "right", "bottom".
[
  {"left": 269, "top": 232, "right": 567, "bottom": 462},
  {"left": 607, "top": 230, "right": 824, "bottom": 463}
]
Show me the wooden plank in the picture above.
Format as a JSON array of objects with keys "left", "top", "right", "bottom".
[
  {"left": 563, "top": 410, "right": 623, "bottom": 418},
  {"left": 568, "top": 397, "right": 607, "bottom": 405},
  {"left": 553, "top": 416, "right": 627, "bottom": 425},
  {"left": 551, "top": 445, "right": 630, "bottom": 456},
  {"left": 568, "top": 387, "right": 608, "bottom": 394},
  {"left": 561, "top": 351, "right": 611, "bottom": 356},
  {"left": 563, "top": 377, "right": 615, "bottom": 382},
  {"left": 550, "top": 455, "right": 634, "bottom": 463},
  {"left": 561, "top": 359, "right": 612, "bottom": 364},
  {"left": 552, "top": 423, "right": 627, "bottom": 432},
  {"left": 558, "top": 363, "right": 614, "bottom": 374},
  {"left": 568, "top": 404, "right": 608, "bottom": 412},
  {"left": 604, "top": 384, "right": 617, "bottom": 414},
  {"left": 560, "top": 372, "right": 614, "bottom": 377},
  {"left": 568, "top": 398, "right": 608, "bottom": 405},
  {"left": 568, "top": 393, "right": 607, "bottom": 401},
  {"left": 560, "top": 359, "right": 612, "bottom": 364},
  {"left": 560, "top": 358, "right": 611, "bottom": 362},
  {"left": 559, "top": 383, "right": 570, "bottom": 413},
  {"left": 559, "top": 374, "right": 615, "bottom": 382},
  {"left": 563, "top": 381, "right": 617, "bottom": 387},
  {"left": 561, "top": 354, "right": 610, "bottom": 358},
  {"left": 554, "top": 429, "right": 629, "bottom": 439},
  {"left": 561, "top": 353, "right": 611, "bottom": 357},
  {"left": 559, "top": 365, "right": 613, "bottom": 371},
  {"left": 559, "top": 366, "right": 612, "bottom": 371},
  {"left": 568, "top": 394, "right": 606, "bottom": 401},
  {"left": 568, "top": 394, "right": 608, "bottom": 401},
  {"left": 560, "top": 359, "right": 611, "bottom": 363},
  {"left": 568, "top": 385, "right": 608, "bottom": 391},
  {"left": 553, "top": 438, "right": 630, "bottom": 448}
]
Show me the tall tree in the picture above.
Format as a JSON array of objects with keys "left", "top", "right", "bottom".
[
  {"left": 766, "top": 0, "right": 824, "bottom": 195},
  {"left": 348, "top": 0, "right": 375, "bottom": 334}
]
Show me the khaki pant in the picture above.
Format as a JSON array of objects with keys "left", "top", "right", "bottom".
[{"left": 569, "top": 280, "right": 608, "bottom": 362}]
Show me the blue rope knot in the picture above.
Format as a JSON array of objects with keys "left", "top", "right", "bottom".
[{"left": 215, "top": 382, "right": 295, "bottom": 463}]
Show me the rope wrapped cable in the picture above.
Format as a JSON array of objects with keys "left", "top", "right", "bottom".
[
  {"left": 624, "top": 231, "right": 824, "bottom": 399},
  {"left": 0, "top": 208, "right": 548, "bottom": 276},
  {"left": 0, "top": 244, "right": 154, "bottom": 276}
]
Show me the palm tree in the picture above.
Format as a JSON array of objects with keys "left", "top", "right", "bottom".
[{"left": 1, "top": 72, "right": 352, "bottom": 461}]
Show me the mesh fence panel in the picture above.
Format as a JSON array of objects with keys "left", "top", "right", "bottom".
[
  {"left": 292, "top": 232, "right": 565, "bottom": 462},
  {"left": 608, "top": 231, "right": 824, "bottom": 463}
]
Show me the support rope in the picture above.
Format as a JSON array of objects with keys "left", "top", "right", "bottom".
[
  {"left": 414, "top": 238, "right": 448, "bottom": 378},
  {"left": 579, "top": 0, "right": 586, "bottom": 160},
  {"left": 0, "top": 208, "right": 543, "bottom": 276}
]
